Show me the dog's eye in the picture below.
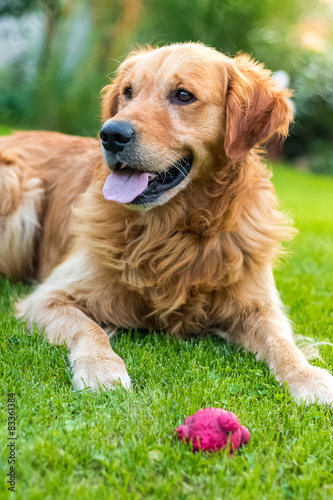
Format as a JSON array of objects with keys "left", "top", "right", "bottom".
[
  {"left": 124, "top": 87, "right": 133, "bottom": 100},
  {"left": 172, "top": 89, "right": 196, "bottom": 105}
]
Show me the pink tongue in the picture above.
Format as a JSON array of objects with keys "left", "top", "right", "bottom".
[{"left": 103, "top": 170, "right": 151, "bottom": 203}]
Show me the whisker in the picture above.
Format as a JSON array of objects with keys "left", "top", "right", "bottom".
[
  {"left": 163, "top": 151, "right": 192, "bottom": 179},
  {"left": 164, "top": 153, "right": 179, "bottom": 164},
  {"left": 174, "top": 160, "right": 189, "bottom": 178},
  {"left": 105, "top": 59, "right": 133, "bottom": 78}
]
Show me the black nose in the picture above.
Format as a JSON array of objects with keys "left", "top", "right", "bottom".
[{"left": 100, "top": 121, "right": 135, "bottom": 154}]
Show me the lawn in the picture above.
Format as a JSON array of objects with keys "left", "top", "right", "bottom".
[{"left": 0, "top": 160, "right": 332, "bottom": 499}]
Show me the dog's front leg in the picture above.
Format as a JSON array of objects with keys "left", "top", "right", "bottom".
[
  {"left": 16, "top": 254, "right": 130, "bottom": 391},
  {"left": 225, "top": 299, "right": 333, "bottom": 407}
]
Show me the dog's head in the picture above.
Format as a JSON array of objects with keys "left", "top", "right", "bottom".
[{"left": 100, "top": 43, "right": 292, "bottom": 209}]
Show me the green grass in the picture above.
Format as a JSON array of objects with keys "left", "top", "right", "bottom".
[
  {"left": 1, "top": 165, "right": 333, "bottom": 500},
  {"left": 0, "top": 125, "right": 12, "bottom": 136}
]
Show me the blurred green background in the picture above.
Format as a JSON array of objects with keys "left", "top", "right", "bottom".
[{"left": 0, "top": 0, "right": 332, "bottom": 173}]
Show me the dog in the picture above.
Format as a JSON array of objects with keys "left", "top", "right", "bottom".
[{"left": 1, "top": 43, "right": 332, "bottom": 405}]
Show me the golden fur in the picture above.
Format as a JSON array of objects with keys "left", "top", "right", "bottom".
[{"left": 1, "top": 43, "right": 333, "bottom": 404}]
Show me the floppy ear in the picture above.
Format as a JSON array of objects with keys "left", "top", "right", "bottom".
[
  {"left": 224, "top": 54, "right": 293, "bottom": 163},
  {"left": 101, "top": 80, "right": 121, "bottom": 122}
]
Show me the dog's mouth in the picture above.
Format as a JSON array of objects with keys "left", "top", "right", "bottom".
[{"left": 103, "top": 156, "right": 193, "bottom": 205}]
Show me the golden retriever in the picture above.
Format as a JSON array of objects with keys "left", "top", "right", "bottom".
[{"left": 1, "top": 43, "right": 332, "bottom": 405}]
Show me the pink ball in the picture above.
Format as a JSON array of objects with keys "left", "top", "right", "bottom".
[{"left": 176, "top": 408, "right": 250, "bottom": 454}]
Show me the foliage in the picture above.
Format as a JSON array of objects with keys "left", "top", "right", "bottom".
[
  {"left": 309, "top": 144, "right": 333, "bottom": 176},
  {"left": 138, "top": 0, "right": 309, "bottom": 74},
  {"left": 285, "top": 51, "right": 333, "bottom": 170},
  {"left": 1, "top": 165, "right": 333, "bottom": 499},
  {"left": 0, "top": 0, "right": 45, "bottom": 17}
]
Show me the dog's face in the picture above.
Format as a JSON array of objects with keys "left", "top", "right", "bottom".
[{"left": 100, "top": 43, "right": 292, "bottom": 209}]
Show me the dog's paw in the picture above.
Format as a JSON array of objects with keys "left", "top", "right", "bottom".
[
  {"left": 70, "top": 353, "right": 131, "bottom": 392},
  {"left": 287, "top": 365, "right": 333, "bottom": 407}
]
